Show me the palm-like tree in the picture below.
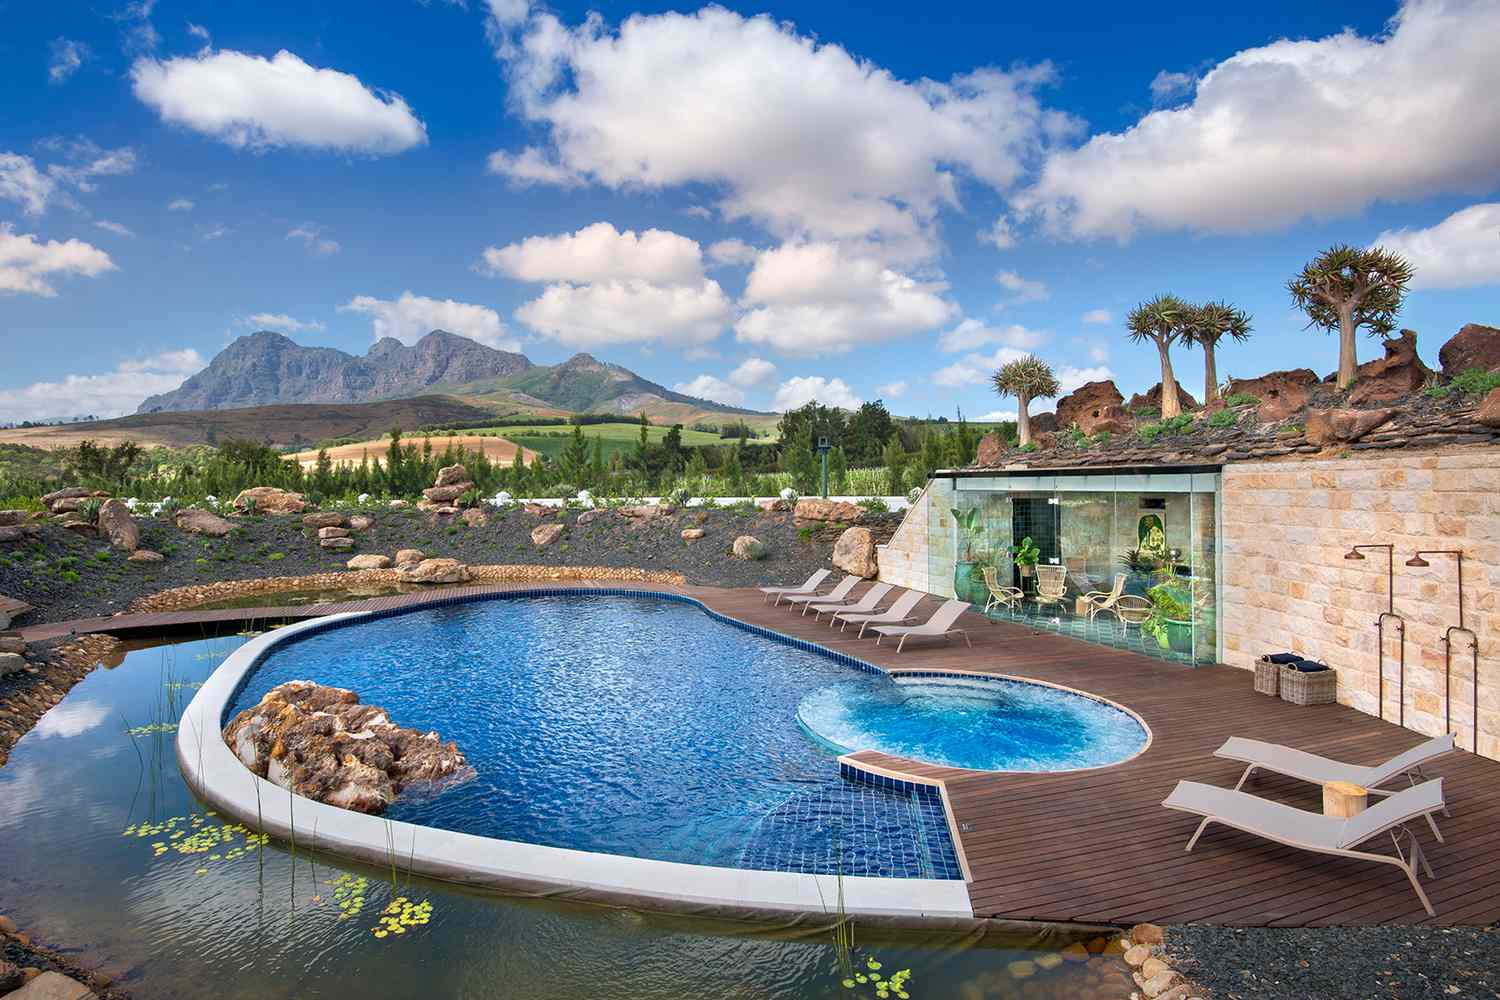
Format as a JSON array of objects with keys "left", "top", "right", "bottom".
[
  {"left": 1288, "top": 245, "right": 1413, "bottom": 390},
  {"left": 1184, "top": 301, "right": 1252, "bottom": 406},
  {"left": 1126, "top": 294, "right": 1192, "bottom": 419},
  {"left": 991, "top": 356, "right": 1060, "bottom": 447}
]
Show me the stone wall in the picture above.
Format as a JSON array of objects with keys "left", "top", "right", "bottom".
[
  {"left": 876, "top": 482, "right": 949, "bottom": 597},
  {"left": 1221, "top": 448, "right": 1500, "bottom": 759}
]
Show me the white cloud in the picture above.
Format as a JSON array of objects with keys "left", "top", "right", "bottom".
[
  {"left": 1148, "top": 70, "right": 1195, "bottom": 105},
  {"left": 0, "top": 349, "right": 202, "bottom": 423},
  {"left": 94, "top": 220, "right": 133, "bottom": 237},
  {"left": 1373, "top": 203, "right": 1500, "bottom": 289},
  {"left": 167, "top": 197, "right": 194, "bottom": 211},
  {"left": 972, "top": 409, "right": 1018, "bottom": 422},
  {"left": 728, "top": 356, "right": 776, "bottom": 388},
  {"left": 117, "top": 0, "right": 160, "bottom": 55},
  {"left": 978, "top": 216, "right": 1017, "bottom": 249},
  {"left": 932, "top": 347, "right": 1026, "bottom": 387},
  {"left": 1, "top": 143, "right": 135, "bottom": 215},
  {"left": 672, "top": 374, "right": 745, "bottom": 407},
  {"left": 995, "top": 269, "right": 1049, "bottom": 304},
  {"left": 199, "top": 223, "right": 229, "bottom": 241},
  {"left": 48, "top": 38, "right": 90, "bottom": 84},
  {"left": 0, "top": 224, "right": 116, "bottom": 297},
  {"left": 734, "top": 242, "right": 957, "bottom": 355},
  {"left": 1015, "top": 0, "right": 1500, "bottom": 240},
  {"left": 514, "top": 279, "right": 731, "bottom": 349},
  {"left": 1056, "top": 364, "right": 1114, "bottom": 393},
  {"left": 480, "top": 221, "right": 705, "bottom": 283},
  {"left": 339, "top": 291, "right": 518, "bottom": 350},
  {"left": 771, "top": 376, "right": 862, "bottom": 411},
  {"left": 879, "top": 380, "right": 908, "bottom": 398},
  {"left": 33, "top": 700, "right": 109, "bottom": 738},
  {"left": 287, "top": 223, "right": 340, "bottom": 256},
  {"left": 0, "top": 154, "right": 55, "bottom": 215},
  {"left": 486, "top": 0, "right": 531, "bottom": 31},
  {"left": 1081, "top": 308, "right": 1111, "bottom": 325},
  {"left": 131, "top": 49, "right": 428, "bottom": 154},
  {"left": 937, "top": 318, "right": 1046, "bottom": 353},
  {"left": 491, "top": 7, "right": 1068, "bottom": 258},
  {"left": 186, "top": 22, "right": 211, "bottom": 43},
  {"left": 707, "top": 238, "right": 758, "bottom": 267},
  {"left": 243, "top": 313, "right": 325, "bottom": 333}
]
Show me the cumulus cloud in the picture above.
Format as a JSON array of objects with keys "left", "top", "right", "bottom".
[
  {"left": 932, "top": 349, "right": 1111, "bottom": 393},
  {"left": 339, "top": 291, "right": 518, "bottom": 350},
  {"left": 1148, "top": 70, "right": 1195, "bottom": 105},
  {"left": 728, "top": 356, "right": 776, "bottom": 388},
  {"left": 936, "top": 318, "right": 1046, "bottom": 353},
  {"left": 287, "top": 223, "right": 340, "bottom": 256},
  {"left": 0, "top": 224, "right": 116, "bottom": 297},
  {"left": 0, "top": 348, "right": 202, "bottom": 423},
  {"left": 879, "top": 380, "right": 908, "bottom": 398},
  {"left": 771, "top": 376, "right": 862, "bottom": 411},
  {"left": 1, "top": 143, "right": 136, "bottom": 216},
  {"left": 48, "top": 38, "right": 90, "bottom": 84},
  {"left": 490, "top": 7, "right": 1069, "bottom": 258},
  {"left": 514, "top": 279, "right": 731, "bottom": 349},
  {"left": 166, "top": 197, "right": 193, "bottom": 211},
  {"left": 1014, "top": 0, "right": 1500, "bottom": 241},
  {"left": 1082, "top": 308, "right": 1111, "bottom": 325},
  {"left": 978, "top": 216, "right": 1017, "bottom": 249},
  {"left": 243, "top": 312, "right": 325, "bottom": 333},
  {"left": 707, "top": 238, "right": 759, "bottom": 267},
  {"left": 0, "top": 154, "right": 55, "bottom": 215},
  {"left": 995, "top": 269, "right": 1049, "bottom": 304},
  {"left": 672, "top": 374, "right": 745, "bottom": 407},
  {"left": 1373, "top": 203, "right": 1500, "bottom": 289},
  {"left": 734, "top": 242, "right": 957, "bottom": 355},
  {"left": 480, "top": 221, "right": 705, "bottom": 283},
  {"left": 131, "top": 49, "right": 428, "bottom": 154},
  {"left": 1056, "top": 364, "right": 1114, "bottom": 393}
]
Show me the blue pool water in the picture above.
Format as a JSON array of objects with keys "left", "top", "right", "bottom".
[
  {"left": 797, "top": 675, "right": 1148, "bottom": 772},
  {"left": 227, "top": 594, "right": 965, "bottom": 879}
]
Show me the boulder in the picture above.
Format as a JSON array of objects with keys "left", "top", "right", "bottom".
[
  {"left": 1128, "top": 381, "right": 1199, "bottom": 413},
  {"left": 1123, "top": 944, "right": 1152, "bottom": 968},
  {"left": 40, "top": 486, "right": 97, "bottom": 510},
  {"left": 0, "top": 958, "right": 21, "bottom": 993},
  {"left": 1438, "top": 322, "right": 1500, "bottom": 376},
  {"left": 421, "top": 483, "right": 472, "bottom": 504},
  {"left": 394, "top": 548, "right": 424, "bottom": 567},
  {"left": 793, "top": 498, "right": 863, "bottom": 523},
  {"left": 1225, "top": 368, "right": 1319, "bottom": 422},
  {"left": 0, "top": 510, "right": 35, "bottom": 526},
  {"left": 388, "top": 499, "right": 410, "bottom": 509},
  {"left": 395, "top": 558, "right": 470, "bottom": 584},
  {"left": 576, "top": 508, "right": 606, "bottom": 525},
  {"left": 681, "top": 527, "right": 706, "bottom": 541},
  {"left": 1030, "top": 411, "right": 1058, "bottom": 434},
  {"left": 1129, "top": 922, "right": 1166, "bottom": 945},
  {"left": 0, "top": 637, "right": 25, "bottom": 654},
  {"left": 974, "top": 432, "right": 1007, "bottom": 467},
  {"left": 1347, "top": 330, "right": 1431, "bottom": 405},
  {"left": 4, "top": 971, "right": 93, "bottom": 1000},
  {"left": 1304, "top": 407, "right": 1398, "bottom": 447},
  {"left": 127, "top": 549, "right": 164, "bottom": 563},
  {"left": 1477, "top": 387, "right": 1500, "bottom": 429},
  {"left": 1055, "top": 379, "right": 1125, "bottom": 431},
  {"left": 317, "top": 526, "right": 350, "bottom": 539},
  {"left": 319, "top": 537, "right": 355, "bottom": 551},
  {"left": 732, "top": 535, "right": 767, "bottom": 560},
  {"left": 433, "top": 464, "right": 470, "bottom": 488},
  {"left": 0, "top": 653, "right": 26, "bottom": 678},
  {"left": 174, "top": 508, "right": 233, "bottom": 537},
  {"left": 302, "top": 512, "right": 346, "bottom": 530},
  {"left": 1138, "top": 969, "right": 1180, "bottom": 998},
  {"left": 0, "top": 525, "right": 30, "bottom": 544},
  {"left": 0, "top": 596, "right": 33, "bottom": 630},
  {"left": 346, "top": 554, "right": 392, "bottom": 570},
  {"left": 522, "top": 502, "right": 555, "bottom": 517},
  {"left": 460, "top": 508, "right": 489, "bottom": 528},
  {"left": 349, "top": 515, "right": 375, "bottom": 532},
  {"left": 233, "top": 487, "right": 306, "bottom": 515},
  {"left": 617, "top": 504, "right": 670, "bottom": 520},
  {"left": 531, "top": 523, "right": 564, "bottom": 547},
  {"left": 832, "top": 526, "right": 878, "bottom": 579},
  {"left": 222, "top": 680, "right": 472, "bottom": 815}
]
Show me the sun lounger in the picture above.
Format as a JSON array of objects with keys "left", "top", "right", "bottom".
[
  {"left": 835, "top": 590, "right": 924, "bottom": 636},
  {"left": 807, "top": 582, "right": 892, "bottom": 623},
  {"left": 871, "top": 599, "right": 972, "bottom": 652},
  {"left": 1216, "top": 733, "right": 1456, "bottom": 839},
  {"left": 1162, "top": 778, "right": 1445, "bottom": 916},
  {"left": 759, "top": 568, "right": 831, "bottom": 605},
  {"left": 779, "top": 575, "right": 859, "bottom": 610}
]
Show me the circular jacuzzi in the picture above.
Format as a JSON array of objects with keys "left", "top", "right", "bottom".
[{"left": 797, "top": 674, "right": 1149, "bottom": 772}]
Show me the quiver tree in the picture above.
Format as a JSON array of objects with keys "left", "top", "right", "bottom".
[
  {"left": 1184, "top": 301, "right": 1252, "bottom": 406},
  {"left": 1288, "top": 245, "right": 1413, "bottom": 390},
  {"left": 991, "top": 356, "right": 1060, "bottom": 447},
  {"left": 1126, "top": 294, "right": 1192, "bottom": 419}
]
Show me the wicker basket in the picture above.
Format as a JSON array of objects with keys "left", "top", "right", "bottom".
[
  {"left": 1254, "top": 657, "right": 1281, "bottom": 696},
  {"left": 1279, "top": 665, "right": 1337, "bottom": 706}
]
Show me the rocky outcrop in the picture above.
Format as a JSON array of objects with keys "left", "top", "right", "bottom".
[
  {"left": 460, "top": 508, "right": 489, "bottom": 527},
  {"left": 793, "top": 498, "right": 863, "bottom": 523},
  {"left": 233, "top": 487, "right": 306, "bottom": 515},
  {"left": 127, "top": 549, "right": 164, "bottom": 562},
  {"left": 974, "top": 432, "right": 1007, "bottom": 466},
  {"left": 530, "top": 523, "right": 564, "bottom": 547},
  {"left": 349, "top": 514, "right": 374, "bottom": 532},
  {"left": 1439, "top": 323, "right": 1500, "bottom": 376},
  {"left": 346, "top": 554, "right": 392, "bottom": 570},
  {"left": 1477, "top": 387, "right": 1500, "bottom": 429},
  {"left": 174, "top": 508, "right": 233, "bottom": 537},
  {"left": 1128, "top": 382, "right": 1199, "bottom": 413},
  {"left": 1030, "top": 411, "right": 1058, "bottom": 434},
  {"left": 732, "top": 535, "right": 767, "bottom": 560},
  {"left": 831, "top": 526, "right": 878, "bottom": 578},
  {"left": 1055, "top": 379, "right": 1132, "bottom": 434},
  {"left": 421, "top": 484, "right": 470, "bottom": 504},
  {"left": 302, "top": 512, "right": 346, "bottom": 530},
  {"left": 222, "top": 680, "right": 472, "bottom": 814},
  {"left": 319, "top": 537, "right": 354, "bottom": 551},
  {"left": 616, "top": 504, "right": 673, "bottom": 520},
  {"left": 1, "top": 597, "right": 34, "bottom": 630},
  {"left": 1304, "top": 407, "right": 1398, "bottom": 447},
  {"left": 1347, "top": 330, "right": 1431, "bottom": 405},
  {"left": 96, "top": 499, "right": 138, "bottom": 552},
  {"left": 0, "top": 652, "right": 25, "bottom": 678},
  {"left": 395, "top": 558, "right": 470, "bottom": 584},
  {"left": 40, "top": 487, "right": 106, "bottom": 515},
  {"left": 680, "top": 527, "right": 705, "bottom": 541},
  {"left": 394, "top": 548, "right": 424, "bottom": 567},
  {"left": 434, "top": 464, "right": 470, "bottom": 488},
  {"left": 1225, "top": 368, "right": 1319, "bottom": 422}
]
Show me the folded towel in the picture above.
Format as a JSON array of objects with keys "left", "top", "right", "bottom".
[
  {"left": 1291, "top": 659, "right": 1329, "bottom": 673},
  {"left": 1265, "top": 652, "right": 1301, "bottom": 664}
]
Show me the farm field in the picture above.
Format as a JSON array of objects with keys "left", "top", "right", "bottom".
[
  {"left": 461, "top": 422, "right": 736, "bottom": 462},
  {"left": 286, "top": 433, "right": 540, "bottom": 470}
]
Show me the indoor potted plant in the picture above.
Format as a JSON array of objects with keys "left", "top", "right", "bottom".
[
  {"left": 948, "top": 506, "right": 989, "bottom": 604},
  {"left": 1143, "top": 580, "right": 1198, "bottom": 655},
  {"left": 1013, "top": 535, "right": 1040, "bottom": 580}
]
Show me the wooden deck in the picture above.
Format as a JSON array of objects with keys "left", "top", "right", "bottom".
[{"left": 18, "top": 580, "right": 1500, "bottom": 927}]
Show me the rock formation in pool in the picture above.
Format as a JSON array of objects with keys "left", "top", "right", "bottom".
[{"left": 223, "top": 680, "right": 473, "bottom": 813}]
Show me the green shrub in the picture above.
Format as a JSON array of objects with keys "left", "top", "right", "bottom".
[
  {"left": 1137, "top": 414, "right": 1196, "bottom": 443},
  {"left": 1062, "top": 424, "right": 1089, "bottom": 448},
  {"left": 1223, "top": 392, "right": 1259, "bottom": 407},
  {"left": 1450, "top": 367, "right": 1500, "bottom": 396},
  {"left": 267, "top": 552, "right": 285, "bottom": 561},
  {"left": 1016, "top": 442, "right": 1038, "bottom": 453},
  {"left": 1208, "top": 408, "right": 1239, "bottom": 428},
  {"left": 857, "top": 496, "right": 889, "bottom": 514}
]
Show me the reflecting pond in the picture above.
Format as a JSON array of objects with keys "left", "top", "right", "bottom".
[{"left": 0, "top": 635, "right": 1128, "bottom": 999}]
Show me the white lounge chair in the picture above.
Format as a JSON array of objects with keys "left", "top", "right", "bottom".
[
  {"left": 779, "top": 575, "right": 859, "bottom": 610},
  {"left": 1216, "top": 733, "right": 1456, "bottom": 840},
  {"left": 807, "top": 582, "right": 892, "bottom": 623},
  {"left": 759, "top": 569, "right": 831, "bottom": 605},
  {"left": 835, "top": 590, "right": 924, "bottom": 636},
  {"left": 871, "top": 599, "right": 972, "bottom": 652},
  {"left": 1163, "top": 778, "right": 1446, "bottom": 916}
]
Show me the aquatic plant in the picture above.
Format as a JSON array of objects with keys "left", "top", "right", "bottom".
[
  {"left": 372, "top": 896, "right": 432, "bottom": 938},
  {"left": 126, "top": 721, "right": 177, "bottom": 737},
  {"left": 842, "top": 956, "right": 912, "bottom": 1000},
  {"left": 329, "top": 873, "right": 369, "bottom": 919},
  {"left": 122, "top": 811, "right": 269, "bottom": 869}
]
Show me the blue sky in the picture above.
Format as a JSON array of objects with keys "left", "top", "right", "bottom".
[{"left": 1, "top": 0, "right": 1497, "bottom": 423}]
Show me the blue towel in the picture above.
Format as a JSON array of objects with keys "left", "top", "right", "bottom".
[
  {"left": 1291, "top": 659, "right": 1329, "bottom": 672},
  {"left": 1265, "top": 652, "right": 1301, "bottom": 664}
]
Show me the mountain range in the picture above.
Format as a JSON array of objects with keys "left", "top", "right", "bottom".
[{"left": 138, "top": 330, "right": 766, "bottom": 419}]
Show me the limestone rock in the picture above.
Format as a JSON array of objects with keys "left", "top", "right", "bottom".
[
  {"left": 0, "top": 637, "right": 25, "bottom": 654},
  {"left": 1477, "top": 387, "right": 1500, "bottom": 429},
  {"left": 1347, "top": 330, "right": 1431, "bottom": 404},
  {"left": 522, "top": 503, "right": 555, "bottom": 517},
  {"left": 1056, "top": 379, "right": 1130, "bottom": 434},
  {"left": 93, "top": 498, "right": 137, "bottom": 552},
  {"left": 974, "top": 432, "right": 1007, "bottom": 467},
  {"left": 0, "top": 510, "right": 35, "bottom": 526},
  {"left": 346, "top": 554, "right": 392, "bottom": 570},
  {"left": 0, "top": 653, "right": 26, "bottom": 678},
  {"left": 793, "top": 497, "right": 863, "bottom": 523},
  {"left": 0, "top": 596, "right": 33, "bottom": 630},
  {"left": 395, "top": 558, "right": 470, "bottom": 584},
  {"left": 759, "top": 498, "right": 790, "bottom": 512},
  {"left": 0, "top": 525, "right": 29, "bottom": 544},
  {"left": 40, "top": 486, "right": 99, "bottom": 512},
  {"left": 1304, "top": 407, "right": 1397, "bottom": 447},
  {"left": 1033, "top": 952, "right": 1064, "bottom": 971},
  {"left": 318, "top": 526, "right": 350, "bottom": 540},
  {"left": 832, "top": 526, "right": 878, "bottom": 578},
  {"left": 433, "top": 464, "right": 470, "bottom": 487},
  {"left": 1061, "top": 942, "right": 1089, "bottom": 963},
  {"left": 1439, "top": 322, "right": 1500, "bottom": 376},
  {"left": 319, "top": 536, "right": 355, "bottom": 551},
  {"left": 348, "top": 515, "right": 375, "bottom": 532},
  {"left": 233, "top": 487, "right": 306, "bottom": 515},
  {"left": 732, "top": 535, "right": 767, "bottom": 560},
  {"left": 1129, "top": 381, "right": 1199, "bottom": 413},
  {"left": 302, "top": 512, "right": 346, "bottom": 530},
  {"left": 222, "top": 680, "right": 472, "bottom": 815},
  {"left": 681, "top": 527, "right": 705, "bottom": 541},
  {"left": 460, "top": 508, "right": 489, "bottom": 528},
  {"left": 421, "top": 483, "right": 472, "bottom": 504},
  {"left": 576, "top": 509, "right": 605, "bottom": 525},
  {"left": 1130, "top": 923, "right": 1166, "bottom": 945},
  {"left": 175, "top": 508, "right": 233, "bottom": 537},
  {"left": 4, "top": 970, "right": 94, "bottom": 1000},
  {"left": 1124, "top": 943, "right": 1152, "bottom": 968},
  {"left": 388, "top": 499, "right": 410, "bottom": 509},
  {"left": 127, "top": 549, "right": 164, "bottom": 563},
  {"left": 394, "top": 548, "right": 424, "bottom": 566},
  {"left": 617, "top": 504, "right": 669, "bottom": 520},
  {"left": 1141, "top": 957, "right": 1170, "bottom": 979},
  {"left": 531, "top": 523, "right": 564, "bottom": 547},
  {"left": 1139, "top": 969, "right": 1180, "bottom": 998},
  {"left": 1226, "top": 368, "right": 1319, "bottom": 422}
]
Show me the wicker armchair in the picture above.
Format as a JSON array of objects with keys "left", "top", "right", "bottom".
[
  {"left": 982, "top": 565, "right": 1024, "bottom": 614},
  {"left": 1031, "top": 564, "right": 1068, "bottom": 611}
]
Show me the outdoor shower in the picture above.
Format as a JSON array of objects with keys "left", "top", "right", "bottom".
[
  {"left": 1408, "top": 550, "right": 1480, "bottom": 753},
  {"left": 1344, "top": 544, "right": 1404, "bottom": 725}
]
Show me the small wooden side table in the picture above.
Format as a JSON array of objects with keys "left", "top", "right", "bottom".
[
  {"left": 1074, "top": 596, "right": 1091, "bottom": 617},
  {"left": 1323, "top": 780, "right": 1368, "bottom": 818}
]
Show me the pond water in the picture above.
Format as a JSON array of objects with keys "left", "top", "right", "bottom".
[
  {"left": 187, "top": 583, "right": 464, "bottom": 611},
  {"left": 0, "top": 635, "right": 1125, "bottom": 999}
]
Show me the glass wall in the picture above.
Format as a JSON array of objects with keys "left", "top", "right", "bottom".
[{"left": 929, "top": 470, "right": 1222, "bottom": 665}]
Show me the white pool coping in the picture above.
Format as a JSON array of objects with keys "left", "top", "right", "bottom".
[{"left": 175, "top": 609, "right": 974, "bottom": 922}]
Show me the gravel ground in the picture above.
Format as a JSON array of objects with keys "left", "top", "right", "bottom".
[
  {"left": 1, "top": 504, "right": 896, "bottom": 625},
  {"left": 1169, "top": 924, "right": 1500, "bottom": 999}
]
